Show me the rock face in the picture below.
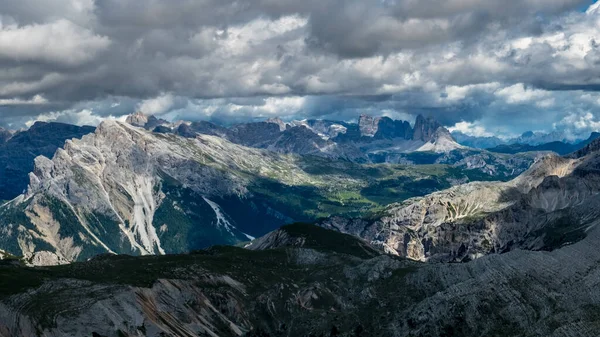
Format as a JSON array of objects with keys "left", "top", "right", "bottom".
[
  {"left": 268, "top": 126, "right": 332, "bottom": 155},
  {"left": 0, "top": 122, "right": 95, "bottom": 201},
  {"left": 375, "top": 117, "right": 413, "bottom": 140},
  {"left": 125, "top": 111, "right": 148, "bottom": 127},
  {"left": 412, "top": 114, "right": 442, "bottom": 142},
  {"left": 358, "top": 114, "right": 381, "bottom": 137},
  {"left": 359, "top": 115, "right": 415, "bottom": 140},
  {"left": 319, "top": 150, "right": 598, "bottom": 262}
]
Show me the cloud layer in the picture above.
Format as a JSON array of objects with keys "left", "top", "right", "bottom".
[{"left": 0, "top": 0, "right": 599, "bottom": 138}]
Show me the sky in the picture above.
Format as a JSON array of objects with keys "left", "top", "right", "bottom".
[{"left": 1, "top": 0, "right": 600, "bottom": 139}]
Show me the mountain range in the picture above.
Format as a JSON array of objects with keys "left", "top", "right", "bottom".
[
  {"left": 0, "top": 118, "right": 512, "bottom": 266},
  {"left": 452, "top": 129, "right": 592, "bottom": 150},
  {"left": 1, "top": 113, "right": 598, "bottom": 266},
  {"left": 127, "top": 112, "right": 548, "bottom": 179},
  {"left": 486, "top": 132, "right": 600, "bottom": 155},
  {"left": 1, "top": 112, "right": 600, "bottom": 335}
]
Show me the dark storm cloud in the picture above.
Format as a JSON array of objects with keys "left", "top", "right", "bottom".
[{"left": 0, "top": 0, "right": 599, "bottom": 137}]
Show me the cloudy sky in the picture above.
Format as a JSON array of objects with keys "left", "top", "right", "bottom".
[{"left": 1, "top": 0, "right": 600, "bottom": 139}]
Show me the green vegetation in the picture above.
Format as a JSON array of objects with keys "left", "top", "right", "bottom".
[{"left": 249, "top": 158, "right": 508, "bottom": 221}]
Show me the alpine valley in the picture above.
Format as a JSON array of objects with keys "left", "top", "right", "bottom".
[
  {"left": 1, "top": 113, "right": 600, "bottom": 336},
  {"left": 0, "top": 113, "right": 550, "bottom": 265}
]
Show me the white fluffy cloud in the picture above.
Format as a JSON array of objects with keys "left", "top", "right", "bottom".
[
  {"left": 24, "top": 108, "right": 126, "bottom": 127},
  {"left": 495, "top": 84, "right": 553, "bottom": 105},
  {"left": 0, "top": 19, "right": 110, "bottom": 66},
  {"left": 136, "top": 93, "right": 175, "bottom": 115},
  {"left": 554, "top": 111, "right": 600, "bottom": 139},
  {"left": 0, "top": 94, "right": 48, "bottom": 105},
  {"left": 449, "top": 121, "right": 495, "bottom": 137}
]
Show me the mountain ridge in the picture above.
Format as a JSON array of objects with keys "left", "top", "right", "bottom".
[{"left": 1, "top": 120, "right": 516, "bottom": 266}]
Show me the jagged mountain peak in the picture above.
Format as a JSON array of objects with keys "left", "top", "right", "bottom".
[
  {"left": 265, "top": 117, "right": 287, "bottom": 131},
  {"left": 356, "top": 114, "right": 413, "bottom": 140},
  {"left": 412, "top": 114, "right": 443, "bottom": 142},
  {"left": 358, "top": 114, "right": 381, "bottom": 137},
  {"left": 125, "top": 111, "right": 149, "bottom": 127}
]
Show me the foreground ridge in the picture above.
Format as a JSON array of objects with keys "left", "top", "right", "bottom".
[{"left": 2, "top": 223, "right": 600, "bottom": 336}]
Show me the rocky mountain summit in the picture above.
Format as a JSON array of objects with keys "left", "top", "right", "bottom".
[
  {"left": 416, "top": 127, "right": 465, "bottom": 153},
  {"left": 0, "top": 122, "right": 95, "bottom": 201}
]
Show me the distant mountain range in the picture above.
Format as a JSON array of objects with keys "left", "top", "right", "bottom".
[
  {"left": 129, "top": 112, "right": 463, "bottom": 156},
  {"left": 451, "top": 131, "right": 506, "bottom": 149},
  {"left": 0, "top": 114, "right": 596, "bottom": 205},
  {"left": 124, "top": 112, "right": 546, "bottom": 179},
  {"left": 452, "top": 129, "right": 592, "bottom": 150},
  {"left": 486, "top": 132, "right": 600, "bottom": 155}
]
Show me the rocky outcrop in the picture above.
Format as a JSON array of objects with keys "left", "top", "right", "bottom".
[
  {"left": 412, "top": 114, "right": 442, "bottom": 142},
  {"left": 319, "top": 154, "right": 592, "bottom": 262},
  {"left": 374, "top": 117, "right": 413, "bottom": 140},
  {"left": 125, "top": 111, "right": 149, "bottom": 127},
  {"left": 0, "top": 122, "right": 95, "bottom": 201},
  {"left": 358, "top": 114, "right": 381, "bottom": 137}
]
